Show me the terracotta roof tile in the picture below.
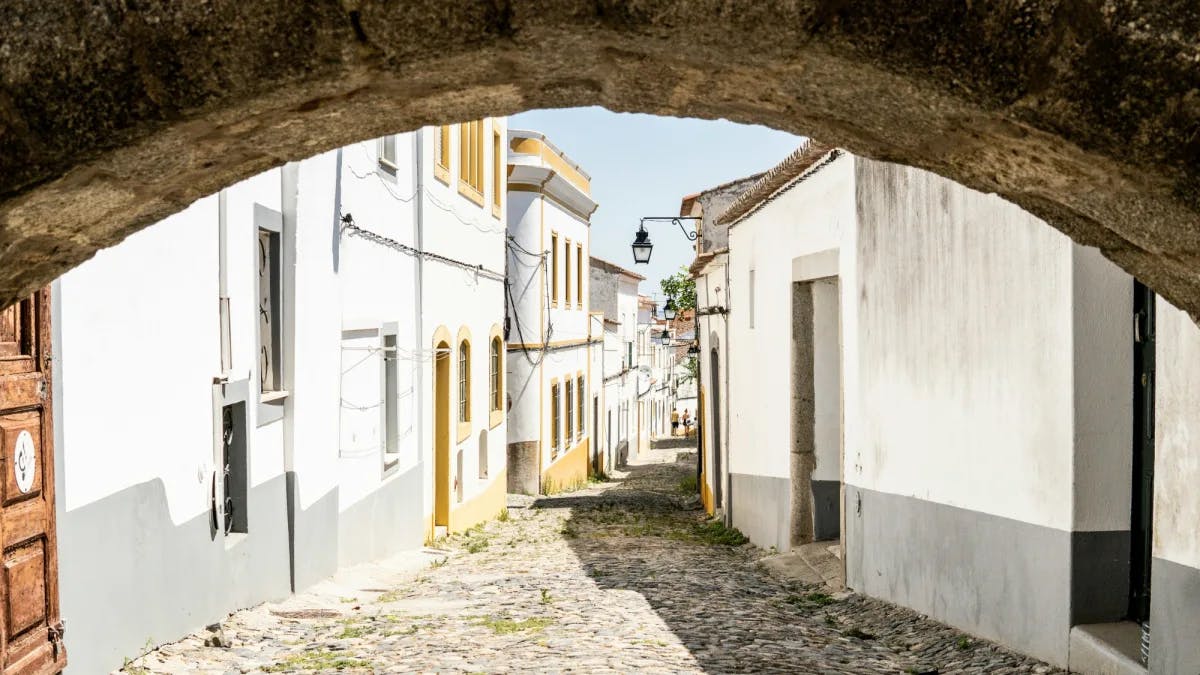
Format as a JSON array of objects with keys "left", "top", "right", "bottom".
[{"left": 715, "top": 141, "right": 841, "bottom": 226}]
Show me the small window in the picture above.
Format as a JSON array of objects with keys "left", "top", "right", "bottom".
[
  {"left": 490, "top": 337, "right": 502, "bottom": 412},
  {"left": 492, "top": 128, "right": 502, "bottom": 211},
  {"left": 221, "top": 403, "right": 249, "bottom": 534},
  {"left": 436, "top": 125, "right": 451, "bottom": 170},
  {"left": 458, "top": 340, "right": 471, "bottom": 423},
  {"left": 378, "top": 135, "right": 398, "bottom": 169},
  {"left": 459, "top": 120, "right": 484, "bottom": 193},
  {"left": 551, "top": 383, "right": 561, "bottom": 457},
  {"left": 564, "top": 239, "right": 572, "bottom": 307},
  {"left": 565, "top": 377, "right": 574, "bottom": 443},
  {"left": 551, "top": 232, "right": 560, "bottom": 306},
  {"left": 384, "top": 333, "right": 399, "bottom": 459},
  {"left": 257, "top": 228, "right": 282, "bottom": 393},
  {"left": 576, "top": 245, "right": 584, "bottom": 308},
  {"left": 576, "top": 377, "right": 585, "bottom": 440}
]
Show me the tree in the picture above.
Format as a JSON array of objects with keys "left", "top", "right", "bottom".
[{"left": 660, "top": 265, "right": 696, "bottom": 311}]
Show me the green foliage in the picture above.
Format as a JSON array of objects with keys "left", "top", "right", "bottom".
[
  {"left": 660, "top": 265, "right": 697, "bottom": 311},
  {"left": 692, "top": 519, "right": 748, "bottom": 546},
  {"left": 678, "top": 475, "right": 698, "bottom": 495},
  {"left": 475, "top": 616, "right": 553, "bottom": 635},
  {"left": 263, "top": 649, "right": 375, "bottom": 672}
]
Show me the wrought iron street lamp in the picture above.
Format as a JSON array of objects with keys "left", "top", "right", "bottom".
[
  {"left": 663, "top": 297, "right": 677, "bottom": 321},
  {"left": 658, "top": 329, "right": 672, "bottom": 346},
  {"left": 630, "top": 217, "right": 700, "bottom": 265}
]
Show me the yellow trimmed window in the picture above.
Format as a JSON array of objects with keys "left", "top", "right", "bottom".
[
  {"left": 490, "top": 337, "right": 502, "bottom": 412},
  {"left": 565, "top": 377, "right": 574, "bottom": 443},
  {"left": 564, "top": 239, "right": 572, "bottom": 307},
  {"left": 550, "top": 232, "right": 559, "bottom": 306},
  {"left": 576, "top": 377, "right": 585, "bottom": 439},
  {"left": 435, "top": 125, "right": 451, "bottom": 182},
  {"left": 460, "top": 120, "right": 484, "bottom": 194},
  {"left": 551, "top": 383, "right": 561, "bottom": 457},
  {"left": 492, "top": 127, "right": 502, "bottom": 213},
  {"left": 576, "top": 244, "right": 584, "bottom": 308},
  {"left": 458, "top": 340, "right": 471, "bottom": 423}
]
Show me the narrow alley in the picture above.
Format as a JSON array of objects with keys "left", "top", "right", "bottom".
[{"left": 125, "top": 445, "right": 1059, "bottom": 675}]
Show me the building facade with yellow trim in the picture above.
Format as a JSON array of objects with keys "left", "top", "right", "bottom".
[{"left": 505, "top": 130, "right": 598, "bottom": 494}]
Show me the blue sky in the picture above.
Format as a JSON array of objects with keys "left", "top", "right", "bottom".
[{"left": 509, "top": 107, "right": 802, "bottom": 300}]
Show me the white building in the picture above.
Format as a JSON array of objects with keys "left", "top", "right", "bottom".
[
  {"left": 52, "top": 119, "right": 509, "bottom": 672},
  {"left": 696, "top": 141, "right": 1200, "bottom": 672},
  {"left": 590, "top": 257, "right": 644, "bottom": 468},
  {"left": 505, "top": 130, "right": 597, "bottom": 494}
]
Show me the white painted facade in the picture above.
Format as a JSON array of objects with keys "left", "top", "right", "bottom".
[
  {"left": 53, "top": 121, "right": 508, "bottom": 672},
  {"left": 590, "top": 259, "right": 644, "bottom": 468},
  {"left": 693, "top": 145, "right": 1200, "bottom": 668},
  {"left": 505, "top": 131, "right": 596, "bottom": 492}
]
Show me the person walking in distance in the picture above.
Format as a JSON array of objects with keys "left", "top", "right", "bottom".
[
  {"left": 682, "top": 409, "right": 692, "bottom": 436},
  {"left": 671, "top": 408, "right": 680, "bottom": 436}
]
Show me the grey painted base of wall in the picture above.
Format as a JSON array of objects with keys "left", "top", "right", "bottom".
[
  {"left": 290, "top": 480, "right": 340, "bottom": 593},
  {"left": 1149, "top": 556, "right": 1200, "bottom": 674},
  {"left": 844, "top": 485, "right": 1132, "bottom": 667},
  {"left": 507, "top": 442, "right": 539, "bottom": 495},
  {"left": 730, "top": 473, "right": 791, "bottom": 553},
  {"left": 338, "top": 462, "right": 425, "bottom": 568},
  {"left": 811, "top": 479, "right": 840, "bottom": 541},
  {"left": 59, "top": 475, "right": 295, "bottom": 673}
]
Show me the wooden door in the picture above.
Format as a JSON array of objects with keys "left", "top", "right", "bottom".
[
  {"left": 1130, "top": 280, "right": 1155, "bottom": 624},
  {"left": 0, "top": 290, "right": 65, "bottom": 674}
]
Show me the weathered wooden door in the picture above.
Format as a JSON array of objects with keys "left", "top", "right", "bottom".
[{"left": 0, "top": 290, "right": 65, "bottom": 674}]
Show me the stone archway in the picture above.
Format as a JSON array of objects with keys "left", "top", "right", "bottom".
[{"left": 3, "top": 2, "right": 1200, "bottom": 317}]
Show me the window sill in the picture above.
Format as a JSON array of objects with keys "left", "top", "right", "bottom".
[
  {"left": 458, "top": 181, "right": 485, "bottom": 207},
  {"left": 489, "top": 409, "right": 504, "bottom": 429},
  {"left": 434, "top": 164, "right": 450, "bottom": 185},
  {"left": 457, "top": 421, "right": 472, "bottom": 444},
  {"left": 258, "top": 390, "right": 288, "bottom": 427}
]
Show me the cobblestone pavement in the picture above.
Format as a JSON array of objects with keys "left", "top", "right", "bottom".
[{"left": 124, "top": 446, "right": 1062, "bottom": 674}]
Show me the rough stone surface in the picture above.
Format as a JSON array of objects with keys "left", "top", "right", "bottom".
[
  {"left": 120, "top": 447, "right": 1061, "bottom": 674},
  {"left": 3, "top": 3, "right": 1200, "bottom": 316}
]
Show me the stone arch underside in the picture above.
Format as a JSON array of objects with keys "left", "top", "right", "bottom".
[{"left": 3, "top": 2, "right": 1199, "bottom": 315}]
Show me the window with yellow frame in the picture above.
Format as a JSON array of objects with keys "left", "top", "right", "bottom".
[
  {"left": 565, "top": 376, "right": 574, "bottom": 443},
  {"left": 576, "top": 376, "right": 585, "bottom": 440},
  {"left": 564, "top": 238, "right": 572, "bottom": 307},
  {"left": 550, "top": 232, "right": 559, "bottom": 306},
  {"left": 434, "top": 125, "right": 451, "bottom": 183},
  {"left": 491, "top": 127, "right": 502, "bottom": 218},
  {"left": 459, "top": 120, "right": 484, "bottom": 202},
  {"left": 576, "top": 244, "right": 584, "bottom": 308},
  {"left": 550, "top": 382, "right": 561, "bottom": 458}
]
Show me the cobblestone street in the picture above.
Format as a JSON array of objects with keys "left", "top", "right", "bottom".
[{"left": 124, "top": 447, "right": 1061, "bottom": 674}]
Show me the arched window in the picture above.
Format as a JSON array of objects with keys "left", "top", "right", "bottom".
[
  {"left": 490, "top": 337, "right": 502, "bottom": 412},
  {"left": 458, "top": 340, "right": 471, "bottom": 423}
]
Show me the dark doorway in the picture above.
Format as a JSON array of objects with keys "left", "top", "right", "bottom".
[
  {"left": 710, "top": 348, "right": 723, "bottom": 509},
  {"left": 1129, "top": 280, "right": 1155, "bottom": 624}
]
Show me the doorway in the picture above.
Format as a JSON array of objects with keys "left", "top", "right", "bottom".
[
  {"left": 790, "top": 278, "right": 843, "bottom": 547},
  {"left": 1129, "top": 281, "right": 1155, "bottom": 625},
  {"left": 0, "top": 290, "right": 66, "bottom": 672},
  {"left": 434, "top": 341, "right": 451, "bottom": 528},
  {"left": 710, "top": 346, "right": 723, "bottom": 510}
]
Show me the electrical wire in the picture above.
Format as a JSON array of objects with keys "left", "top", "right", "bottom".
[{"left": 341, "top": 214, "right": 505, "bottom": 281}]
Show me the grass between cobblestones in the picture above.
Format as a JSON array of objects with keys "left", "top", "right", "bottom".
[{"left": 121, "top": 448, "right": 1065, "bottom": 674}]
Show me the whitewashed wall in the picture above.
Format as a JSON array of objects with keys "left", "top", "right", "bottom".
[
  {"left": 726, "top": 154, "right": 853, "bottom": 484},
  {"left": 845, "top": 157, "right": 1134, "bottom": 666}
]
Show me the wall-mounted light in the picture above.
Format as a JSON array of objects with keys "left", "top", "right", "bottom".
[{"left": 630, "top": 217, "right": 700, "bottom": 265}]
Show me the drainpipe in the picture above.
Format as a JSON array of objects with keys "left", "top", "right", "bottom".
[
  {"left": 280, "top": 160, "right": 300, "bottom": 590},
  {"left": 722, "top": 251, "right": 733, "bottom": 527},
  {"left": 413, "top": 132, "right": 425, "bottom": 516}
]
